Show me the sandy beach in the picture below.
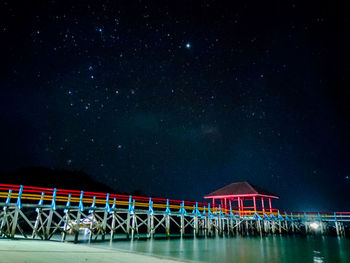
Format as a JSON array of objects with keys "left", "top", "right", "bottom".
[{"left": 0, "top": 239, "right": 189, "bottom": 263}]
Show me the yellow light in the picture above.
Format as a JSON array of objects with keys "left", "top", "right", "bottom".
[{"left": 310, "top": 222, "right": 319, "bottom": 230}]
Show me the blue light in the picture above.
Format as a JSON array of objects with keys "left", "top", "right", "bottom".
[{"left": 185, "top": 43, "right": 191, "bottom": 49}]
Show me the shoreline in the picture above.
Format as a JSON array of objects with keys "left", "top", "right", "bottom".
[{"left": 0, "top": 239, "right": 192, "bottom": 263}]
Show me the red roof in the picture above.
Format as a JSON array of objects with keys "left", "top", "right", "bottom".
[{"left": 204, "top": 181, "right": 278, "bottom": 198}]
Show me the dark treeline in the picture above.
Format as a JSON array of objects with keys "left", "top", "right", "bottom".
[{"left": 0, "top": 166, "right": 147, "bottom": 196}]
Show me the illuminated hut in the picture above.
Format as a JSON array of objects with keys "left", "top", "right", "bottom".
[{"left": 204, "top": 181, "right": 279, "bottom": 213}]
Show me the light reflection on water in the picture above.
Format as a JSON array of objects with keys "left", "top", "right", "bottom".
[
  {"left": 87, "top": 236, "right": 350, "bottom": 263},
  {"left": 313, "top": 250, "right": 325, "bottom": 263}
]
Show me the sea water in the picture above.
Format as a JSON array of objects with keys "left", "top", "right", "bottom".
[{"left": 87, "top": 236, "right": 350, "bottom": 263}]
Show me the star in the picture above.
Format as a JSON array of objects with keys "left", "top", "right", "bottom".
[{"left": 185, "top": 43, "right": 191, "bottom": 49}]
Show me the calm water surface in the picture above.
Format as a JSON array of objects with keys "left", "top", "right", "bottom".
[{"left": 87, "top": 236, "right": 350, "bottom": 263}]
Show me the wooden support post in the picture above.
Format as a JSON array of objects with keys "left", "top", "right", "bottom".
[
  {"left": 269, "top": 198, "right": 272, "bottom": 213},
  {"left": 271, "top": 220, "right": 275, "bottom": 234},
  {"left": 264, "top": 220, "right": 269, "bottom": 233},
  {"left": 88, "top": 213, "right": 94, "bottom": 242},
  {"left": 0, "top": 208, "right": 8, "bottom": 236},
  {"left": 227, "top": 218, "right": 230, "bottom": 236},
  {"left": 305, "top": 221, "right": 309, "bottom": 234},
  {"left": 194, "top": 214, "right": 199, "bottom": 237},
  {"left": 284, "top": 220, "right": 288, "bottom": 234},
  {"left": 221, "top": 217, "right": 224, "bottom": 236},
  {"left": 45, "top": 209, "right": 53, "bottom": 240},
  {"left": 150, "top": 214, "right": 154, "bottom": 239},
  {"left": 228, "top": 217, "right": 232, "bottom": 236},
  {"left": 61, "top": 212, "right": 69, "bottom": 241},
  {"left": 290, "top": 214, "right": 295, "bottom": 234},
  {"left": 278, "top": 220, "right": 282, "bottom": 234},
  {"left": 237, "top": 197, "right": 241, "bottom": 216},
  {"left": 101, "top": 210, "right": 108, "bottom": 240},
  {"left": 198, "top": 217, "right": 203, "bottom": 236},
  {"left": 221, "top": 216, "right": 224, "bottom": 236},
  {"left": 206, "top": 215, "right": 211, "bottom": 237},
  {"left": 204, "top": 215, "right": 208, "bottom": 237},
  {"left": 110, "top": 212, "right": 116, "bottom": 241},
  {"left": 126, "top": 213, "right": 131, "bottom": 239},
  {"left": 131, "top": 214, "right": 136, "bottom": 240},
  {"left": 230, "top": 217, "right": 234, "bottom": 236},
  {"left": 224, "top": 198, "right": 227, "bottom": 214},
  {"left": 180, "top": 214, "right": 185, "bottom": 238},
  {"left": 195, "top": 215, "right": 199, "bottom": 237},
  {"left": 165, "top": 214, "right": 170, "bottom": 238},
  {"left": 335, "top": 222, "right": 340, "bottom": 237},
  {"left": 11, "top": 208, "right": 19, "bottom": 238},
  {"left": 257, "top": 219, "right": 262, "bottom": 236},
  {"left": 147, "top": 213, "right": 151, "bottom": 238},
  {"left": 245, "top": 219, "right": 249, "bottom": 235},
  {"left": 32, "top": 209, "right": 42, "bottom": 239},
  {"left": 211, "top": 217, "right": 215, "bottom": 237},
  {"left": 74, "top": 210, "right": 81, "bottom": 243}
]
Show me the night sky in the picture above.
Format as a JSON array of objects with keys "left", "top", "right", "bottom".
[{"left": 1, "top": 1, "right": 349, "bottom": 211}]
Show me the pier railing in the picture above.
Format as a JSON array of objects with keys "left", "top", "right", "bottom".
[{"left": 0, "top": 183, "right": 348, "bottom": 241}]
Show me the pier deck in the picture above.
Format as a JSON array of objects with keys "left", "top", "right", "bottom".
[{"left": 0, "top": 184, "right": 348, "bottom": 242}]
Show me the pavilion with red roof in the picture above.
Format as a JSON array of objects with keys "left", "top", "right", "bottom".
[{"left": 204, "top": 181, "right": 279, "bottom": 214}]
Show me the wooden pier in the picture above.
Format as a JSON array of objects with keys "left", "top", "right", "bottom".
[{"left": 0, "top": 184, "right": 348, "bottom": 242}]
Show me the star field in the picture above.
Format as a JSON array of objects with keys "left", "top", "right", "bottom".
[{"left": 1, "top": 1, "right": 349, "bottom": 210}]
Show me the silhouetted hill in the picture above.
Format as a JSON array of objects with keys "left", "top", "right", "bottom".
[{"left": 0, "top": 166, "right": 116, "bottom": 193}]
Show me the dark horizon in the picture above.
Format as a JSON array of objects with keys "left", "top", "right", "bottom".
[{"left": 1, "top": 1, "right": 349, "bottom": 211}]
